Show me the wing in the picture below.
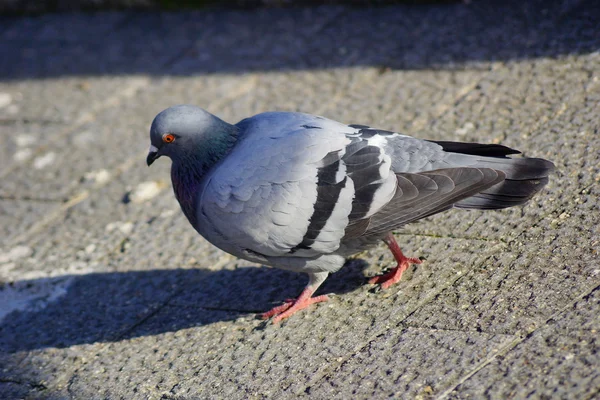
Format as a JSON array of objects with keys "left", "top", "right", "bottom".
[
  {"left": 339, "top": 125, "right": 553, "bottom": 240},
  {"left": 343, "top": 167, "right": 505, "bottom": 240}
]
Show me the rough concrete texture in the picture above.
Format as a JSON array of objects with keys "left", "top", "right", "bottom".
[
  {"left": 0, "top": 0, "right": 599, "bottom": 399},
  {"left": 0, "top": 0, "right": 461, "bottom": 15}
]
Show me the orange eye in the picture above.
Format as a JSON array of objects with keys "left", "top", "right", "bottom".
[{"left": 162, "top": 133, "right": 175, "bottom": 143}]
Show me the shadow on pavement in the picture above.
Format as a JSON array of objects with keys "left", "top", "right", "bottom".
[
  {"left": 0, "top": 259, "right": 369, "bottom": 353},
  {"left": 0, "top": 0, "right": 598, "bottom": 80}
]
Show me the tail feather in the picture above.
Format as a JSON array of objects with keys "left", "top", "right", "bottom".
[
  {"left": 456, "top": 176, "right": 550, "bottom": 209},
  {"left": 429, "top": 141, "right": 521, "bottom": 157},
  {"left": 434, "top": 141, "right": 555, "bottom": 210},
  {"left": 469, "top": 157, "right": 555, "bottom": 180}
]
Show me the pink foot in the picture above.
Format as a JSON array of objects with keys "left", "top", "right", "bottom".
[
  {"left": 261, "top": 294, "right": 329, "bottom": 323},
  {"left": 260, "top": 272, "right": 329, "bottom": 323},
  {"left": 260, "top": 287, "right": 329, "bottom": 324},
  {"left": 369, "top": 233, "right": 422, "bottom": 290},
  {"left": 260, "top": 298, "right": 296, "bottom": 319}
]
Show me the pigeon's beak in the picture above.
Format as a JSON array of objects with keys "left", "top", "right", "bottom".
[{"left": 146, "top": 145, "right": 159, "bottom": 166}]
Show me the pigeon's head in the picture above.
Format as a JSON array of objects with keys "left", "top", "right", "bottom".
[{"left": 146, "top": 105, "right": 234, "bottom": 167}]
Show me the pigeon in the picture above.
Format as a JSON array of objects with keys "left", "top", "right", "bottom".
[{"left": 147, "top": 105, "right": 555, "bottom": 323}]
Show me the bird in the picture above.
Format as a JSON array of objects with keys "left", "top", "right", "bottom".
[{"left": 146, "top": 105, "right": 555, "bottom": 323}]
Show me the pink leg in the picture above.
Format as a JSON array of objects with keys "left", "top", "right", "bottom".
[
  {"left": 260, "top": 272, "right": 329, "bottom": 323},
  {"left": 368, "top": 233, "right": 422, "bottom": 290}
]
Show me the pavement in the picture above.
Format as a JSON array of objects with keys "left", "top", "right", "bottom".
[{"left": 0, "top": 0, "right": 599, "bottom": 399}]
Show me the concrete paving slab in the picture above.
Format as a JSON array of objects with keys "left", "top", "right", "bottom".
[
  {"left": 0, "top": 1, "right": 599, "bottom": 399},
  {"left": 0, "top": 122, "right": 65, "bottom": 174},
  {"left": 307, "top": 327, "right": 515, "bottom": 399},
  {"left": 446, "top": 287, "right": 600, "bottom": 399},
  {"left": 0, "top": 78, "right": 145, "bottom": 130},
  {"left": 0, "top": 200, "right": 58, "bottom": 248},
  {"left": 0, "top": 77, "right": 151, "bottom": 199},
  {"left": 0, "top": 11, "right": 129, "bottom": 44},
  {"left": 0, "top": 12, "right": 199, "bottom": 80},
  {"left": 0, "top": 237, "right": 511, "bottom": 398}
]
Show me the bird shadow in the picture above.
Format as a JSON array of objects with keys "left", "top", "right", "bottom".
[
  {"left": 0, "top": 259, "right": 370, "bottom": 353},
  {"left": 0, "top": 0, "right": 598, "bottom": 81}
]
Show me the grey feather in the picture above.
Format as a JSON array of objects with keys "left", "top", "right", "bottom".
[{"left": 352, "top": 168, "right": 505, "bottom": 238}]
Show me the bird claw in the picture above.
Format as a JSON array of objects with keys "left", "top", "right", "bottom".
[
  {"left": 370, "top": 233, "right": 423, "bottom": 290},
  {"left": 260, "top": 301, "right": 294, "bottom": 320},
  {"left": 260, "top": 294, "right": 330, "bottom": 323},
  {"left": 369, "top": 257, "right": 422, "bottom": 290}
]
